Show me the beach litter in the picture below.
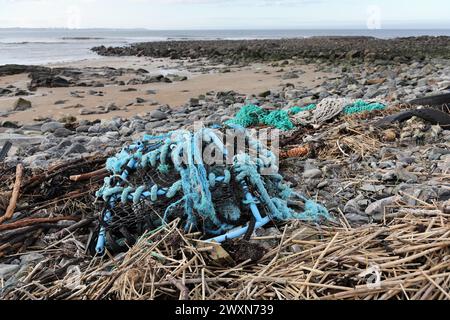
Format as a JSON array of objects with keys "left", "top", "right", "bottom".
[
  {"left": 94, "top": 125, "right": 331, "bottom": 254},
  {"left": 226, "top": 99, "right": 386, "bottom": 131},
  {"left": 0, "top": 94, "right": 448, "bottom": 300}
]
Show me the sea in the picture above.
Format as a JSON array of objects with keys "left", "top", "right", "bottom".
[{"left": 1, "top": 28, "right": 450, "bottom": 66}]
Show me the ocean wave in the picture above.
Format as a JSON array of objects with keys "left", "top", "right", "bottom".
[
  {"left": 0, "top": 41, "right": 68, "bottom": 44},
  {"left": 61, "top": 37, "right": 106, "bottom": 40}
]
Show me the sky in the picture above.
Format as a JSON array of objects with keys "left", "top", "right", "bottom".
[{"left": 0, "top": 0, "right": 449, "bottom": 29}]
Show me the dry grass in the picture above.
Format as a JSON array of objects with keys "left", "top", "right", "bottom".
[{"left": 5, "top": 206, "right": 448, "bottom": 300}]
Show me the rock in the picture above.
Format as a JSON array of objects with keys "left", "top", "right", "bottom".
[
  {"left": 285, "top": 89, "right": 303, "bottom": 100},
  {"left": 360, "top": 184, "right": 385, "bottom": 192},
  {"left": 79, "top": 108, "right": 98, "bottom": 115},
  {"left": 52, "top": 76, "right": 71, "bottom": 87},
  {"left": 344, "top": 196, "right": 364, "bottom": 214},
  {"left": 142, "top": 75, "right": 172, "bottom": 84},
  {"left": 0, "top": 87, "right": 13, "bottom": 96},
  {"left": 76, "top": 125, "right": 90, "bottom": 133},
  {"left": 53, "top": 127, "right": 74, "bottom": 138},
  {"left": 119, "top": 126, "right": 133, "bottom": 137},
  {"left": 120, "top": 88, "right": 137, "bottom": 92},
  {"left": 442, "top": 200, "right": 450, "bottom": 214},
  {"left": 0, "top": 264, "right": 20, "bottom": 280},
  {"left": 145, "top": 120, "right": 168, "bottom": 130},
  {"left": 428, "top": 147, "right": 450, "bottom": 161},
  {"left": 150, "top": 110, "right": 168, "bottom": 120},
  {"left": 12, "top": 98, "right": 32, "bottom": 111},
  {"left": 135, "top": 97, "right": 146, "bottom": 104},
  {"left": 395, "top": 168, "right": 418, "bottom": 183},
  {"left": 105, "top": 131, "right": 119, "bottom": 139},
  {"left": 258, "top": 90, "right": 271, "bottom": 98},
  {"left": 106, "top": 102, "right": 120, "bottom": 112},
  {"left": 57, "top": 139, "right": 72, "bottom": 149},
  {"left": 1, "top": 120, "right": 20, "bottom": 128},
  {"left": 64, "top": 143, "right": 87, "bottom": 155},
  {"left": 282, "top": 71, "right": 299, "bottom": 80},
  {"left": 20, "top": 253, "right": 44, "bottom": 265},
  {"left": 54, "top": 100, "right": 67, "bottom": 105},
  {"left": 167, "top": 74, "right": 187, "bottom": 82},
  {"left": 41, "top": 121, "right": 64, "bottom": 133},
  {"left": 365, "top": 196, "right": 400, "bottom": 216},
  {"left": 302, "top": 169, "right": 322, "bottom": 179},
  {"left": 21, "top": 123, "right": 42, "bottom": 131},
  {"left": 0, "top": 133, "right": 43, "bottom": 147},
  {"left": 345, "top": 213, "right": 370, "bottom": 224},
  {"left": 383, "top": 129, "right": 397, "bottom": 142},
  {"left": 189, "top": 98, "right": 200, "bottom": 107},
  {"left": 346, "top": 50, "right": 361, "bottom": 59},
  {"left": 366, "top": 77, "right": 386, "bottom": 85}
]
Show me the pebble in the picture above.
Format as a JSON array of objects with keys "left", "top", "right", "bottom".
[
  {"left": 41, "top": 121, "right": 64, "bottom": 133},
  {"left": 302, "top": 168, "right": 322, "bottom": 179},
  {"left": 64, "top": 143, "right": 87, "bottom": 155},
  {"left": 365, "top": 196, "right": 400, "bottom": 216},
  {"left": 76, "top": 125, "right": 91, "bottom": 133},
  {"left": 150, "top": 110, "right": 168, "bottom": 120},
  {"left": 20, "top": 253, "right": 45, "bottom": 265},
  {"left": 0, "top": 264, "right": 20, "bottom": 280},
  {"left": 53, "top": 127, "right": 74, "bottom": 138},
  {"left": 12, "top": 98, "right": 32, "bottom": 111}
]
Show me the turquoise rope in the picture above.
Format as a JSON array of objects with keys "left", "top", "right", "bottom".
[{"left": 96, "top": 126, "right": 331, "bottom": 250}]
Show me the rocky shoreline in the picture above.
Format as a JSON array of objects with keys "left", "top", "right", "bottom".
[{"left": 92, "top": 36, "right": 450, "bottom": 64}]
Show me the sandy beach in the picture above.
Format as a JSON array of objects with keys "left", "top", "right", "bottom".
[{"left": 0, "top": 56, "right": 332, "bottom": 124}]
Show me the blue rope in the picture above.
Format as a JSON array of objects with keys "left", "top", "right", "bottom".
[{"left": 95, "top": 127, "right": 331, "bottom": 253}]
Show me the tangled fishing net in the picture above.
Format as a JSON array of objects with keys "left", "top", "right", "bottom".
[
  {"left": 94, "top": 125, "right": 331, "bottom": 254},
  {"left": 225, "top": 105, "right": 296, "bottom": 130},
  {"left": 226, "top": 99, "right": 386, "bottom": 131}
]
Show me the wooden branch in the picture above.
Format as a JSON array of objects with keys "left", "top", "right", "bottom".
[
  {"left": 69, "top": 168, "right": 108, "bottom": 182},
  {"left": 166, "top": 275, "right": 190, "bottom": 300},
  {"left": 0, "top": 216, "right": 79, "bottom": 232},
  {"left": 0, "top": 163, "right": 24, "bottom": 225}
]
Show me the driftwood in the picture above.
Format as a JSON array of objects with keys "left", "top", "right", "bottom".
[
  {"left": 0, "top": 216, "right": 80, "bottom": 232},
  {"left": 0, "top": 163, "right": 24, "bottom": 224},
  {"left": 69, "top": 168, "right": 108, "bottom": 182}
]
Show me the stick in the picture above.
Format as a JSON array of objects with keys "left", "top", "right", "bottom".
[
  {"left": 0, "top": 216, "right": 79, "bottom": 232},
  {"left": 166, "top": 275, "right": 189, "bottom": 300},
  {"left": 0, "top": 163, "right": 24, "bottom": 224},
  {"left": 69, "top": 168, "right": 108, "bottom": 182}
]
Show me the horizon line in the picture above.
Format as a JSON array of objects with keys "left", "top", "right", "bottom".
[{"left": 1, "top": 27, "right": 450, "bottom": 31}]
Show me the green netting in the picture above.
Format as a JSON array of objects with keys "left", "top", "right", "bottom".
[
  {"left": 225, "top": 100, "right": 383, "bottom": 131},
  {"left": 225, "top": 104, "right": 266, "bottom": 127},
  {"left": 262, "top": 110, "right": 294, "bottom": 130},
  {"left": 226, "top": 104, "right": 295, "bottom": 131},
  {"left": 289, "top": 104, "right": 317, "bottom": 115},
  {"left": 343, "top": 100, "right": 386, "bottom": 115}
]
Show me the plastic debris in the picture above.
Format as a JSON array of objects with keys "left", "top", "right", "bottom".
[
  {"left": 343, "top": 100, "right": 386, "bottom": 115},
  {"left": 226, "top": 104, "right": 296, "bottom": 130},
  {"left": 227, "top": 99, "right": 385, "bottom": 130},
  {"left": 261, "top": 110, "right": 294, "bottom": 130},
  {"left": 94, "top": 126, "right": 331, "bottom": 254},
  {"left": 289, "top": 104, "right": 317, "bottom": 114}
]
